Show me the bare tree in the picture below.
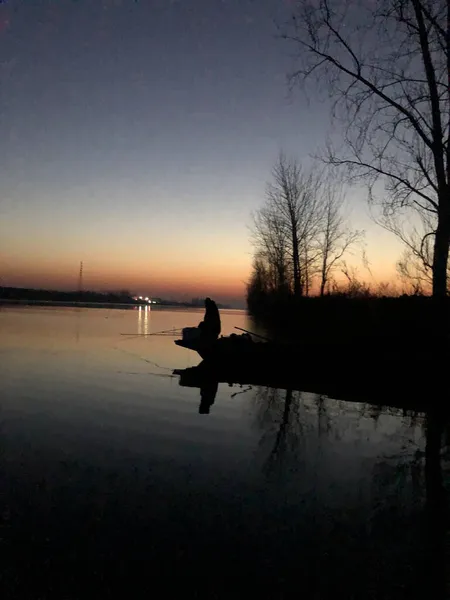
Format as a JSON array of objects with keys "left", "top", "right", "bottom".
[
  {"left": 264, "top": 153, "right": 324, "bottom": 297},
  {"left": 251, "top": 205, "right": 290, "bottom": 294},
  {"left": 390, "top": 211, "right": 435, "bottom": 292},
  {"left": 296, "top": 182, "right": 325, "bottom": 295},
  {"left": 282, "top": 0, "right": 449, "bottom": 297},
  {"left": 339, "top": 261, "right": 373, "bottom": 297},
  {"left": 249, "top": 154, "right": 362, "bottom": 301},
  {"left": 246, "top": 253, "right": 270, "bottom": 309},
  {"left": 267, "top": 155, "right": 303, "bottom": 297},
  {"left": 385, "top": 209, "right": 450, "bottom": 295},
  {"left": 318, "top": 185, "right": 364, "bottom": 295}
]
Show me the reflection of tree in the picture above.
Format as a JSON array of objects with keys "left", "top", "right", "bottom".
[
  {"left": 264, "top": 389, "right": 294, "bottom": 474},
  {"left": 356, "top": 402, "right": 422, "bottom": 428},
  {"left": 253, "top": 382, "right": 450, "bottom": 593},
  {"left": 316, "top": 395, "right": 331, "bottom": 438},
  {"left": 424, "top": 410, "right": 447, "bottom": 599},
  {"left": 253, "top": 387, "right": 307, "bottom": 476},
  {"left": 253, "top": 388, "right": 339, "bottom": 476},
  {"left": 254, "top": 387, "right": 286, "bottom": 433},
  {"left": 369, "top": 407, "right": 449, "bottom": 597}
]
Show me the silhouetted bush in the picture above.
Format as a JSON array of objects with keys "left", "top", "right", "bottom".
[{"left": 247, "top": 289, "right": 449, "bottom": 345}]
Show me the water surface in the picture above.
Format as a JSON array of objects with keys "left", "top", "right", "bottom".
[{"left": 1, "top": 306, "right": 431, "bottom": 598}]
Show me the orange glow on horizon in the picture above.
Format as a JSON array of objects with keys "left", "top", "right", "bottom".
[
  {"left": 1, "top": 213, "right": 409, "bottom": 305},
  {"left": 2, "top": 258, "right": 407, "bottom": 302},
  {"left": 1, "top": 258, "right": 251, "bottom": 304}
]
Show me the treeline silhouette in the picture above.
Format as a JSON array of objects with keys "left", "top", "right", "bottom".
[
  {"left": 0, "top": 287, "right": 232, "bottom": 309},
  {"left": 246, "top": 153, "right": 449, "bottom": 346},
  {"left": 247, "top": 288, "right": 450, "bottom": 346},
  {"left": 0, "top": 287, "right": 136, "bottom": 304}
]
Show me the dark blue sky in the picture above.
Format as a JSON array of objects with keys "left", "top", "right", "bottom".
[{"left": 0, "top": 0, "right": 395, "bottom": 303}]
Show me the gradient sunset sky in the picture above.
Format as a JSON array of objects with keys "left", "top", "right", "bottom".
[{"left": 0, "top": 0, "right": 403, "bottom": 306}]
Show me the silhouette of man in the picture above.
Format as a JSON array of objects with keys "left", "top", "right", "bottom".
[{"left": 198, "top": 297, "right": 221, "bottom": 341}]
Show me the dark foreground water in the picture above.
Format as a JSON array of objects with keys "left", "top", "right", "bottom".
[{"left": 0, "top": 306, "right": 442, "bottom": 598}]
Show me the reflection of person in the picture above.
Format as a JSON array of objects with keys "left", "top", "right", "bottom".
[
  {"left": 199, "top": 380, "right": 219, "bottom": 414},
  {"left": 198, "top": 297, "right": 221, "bottom": 342}
]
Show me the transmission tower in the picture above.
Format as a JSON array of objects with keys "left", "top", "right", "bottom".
[{"left": 78, "top": 261, "right": 83, "bottom": 293}]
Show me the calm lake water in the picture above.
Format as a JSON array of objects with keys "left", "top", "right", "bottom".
[{"left": 0, "top": 306, "right": 435, "bottom": 598}]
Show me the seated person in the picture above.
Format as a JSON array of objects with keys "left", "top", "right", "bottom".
[{"left": 198, "top": 297, "right": 221, "bottom": 341}]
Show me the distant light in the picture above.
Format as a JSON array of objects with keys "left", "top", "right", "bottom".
[
  {"left": 145, "top": 297, "right": 149, "bottom": 301},
  {"left": 152, "top": 300, "right": 156, "bottom": 304},
  {"left": 147, "top": 299, "right": 151, "bottom": 303},
  {"left": 139, "top": 296, "right": 143, "bottom": 300}
]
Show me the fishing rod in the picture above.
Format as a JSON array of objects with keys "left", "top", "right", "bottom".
[
  {"left": 234, "top": 327, "right": 272, "bottom": 341},
  {"left": 120, "top": 327, "right": 182, "bottom": 337}
]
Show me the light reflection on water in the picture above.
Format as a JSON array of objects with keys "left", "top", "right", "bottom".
[
  {"left": 0, "top": 306, "right": 431, "bottom": 598},
  {"left": 137, "top": 304, "right": 150, "bottom": 336}
]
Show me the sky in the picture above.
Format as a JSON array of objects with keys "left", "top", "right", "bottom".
[{"left": 0, "top": 0, "right": 404, "bottom": 307}]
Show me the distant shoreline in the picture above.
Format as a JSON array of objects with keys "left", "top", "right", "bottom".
[
  {"left": 0, "top": 287, "right": 233, "bottom": 309},
  {"left": 0, "top": 299, "right": 232, "bottom": 310},
  {"left": 0, "top": 299, "right": 143, "bottom": 309}
]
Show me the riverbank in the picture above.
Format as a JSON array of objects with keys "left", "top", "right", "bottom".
[
  {"left": 0, "top": 287, "right": 232, "bottom": 310},
  {"left": 248, "top": 294, "right": 450, "bottom": 345},
  {"left": 0, "top": 299, "right": 141, "bottom": 309}
]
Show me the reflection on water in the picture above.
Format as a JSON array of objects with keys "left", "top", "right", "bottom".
[
  {"left": 137, "top": 304, "right": 150, "bottom": 335},
  {"left": 0, "top": 306, "right": 447, "bottom": 598},
  {"left": 199, "top": 380, "right": 219, "bottom": 414}
]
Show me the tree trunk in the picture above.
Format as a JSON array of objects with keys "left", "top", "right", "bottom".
[
  {"left": 432, "top": 197, "right": 450, "bottom": 298},
  {"left": 292, "top": 230, "right": 302, "bottom": 298},
  {"left": 320, "top": 253, "right": 327, "bottom": 297},
  {"left": 304, "top": 248, "right": 310, "bottom": 296}
]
